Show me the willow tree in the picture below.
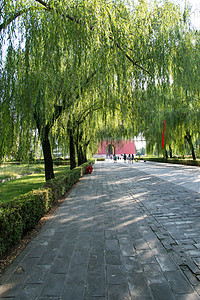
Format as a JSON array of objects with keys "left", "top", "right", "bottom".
[
  {"left": 170, "top": 27, "right": 200, "bottom": 160},
  {"left": 1, "top": 0, "right": 197, "bottom": 180},
  {"left": 125, "top": 1, "right": 200, "bottom": 159},
  {"left": 1, "top": 0, "right": 137, "bottom": 179}
]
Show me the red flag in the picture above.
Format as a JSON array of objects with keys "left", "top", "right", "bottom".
[{"left": 162, "top": 120, "right": 165, "bottom": 148}]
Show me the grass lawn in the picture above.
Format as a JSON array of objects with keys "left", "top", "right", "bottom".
[
  {"left": 0, "top": 164, "right": 45, "bottom": 181},
  {"left": 0, "top": 165, "right": 70, "bottom": 204}
]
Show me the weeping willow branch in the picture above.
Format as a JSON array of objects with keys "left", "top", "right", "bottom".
[
  {"left": 0, "top": 0, "right": 80, "bottom": 33},
  {"left": 114, "top": 42, "right": 152, "bottom": 76},
  {"left": 1, "top": 0, "right": 149, "bottom": 76},
  {"left": 0, "top": 8, "right": 34, "bottom": 32},
  {"left": 76, "top": 103, "right": 103, "bottom": 126}
]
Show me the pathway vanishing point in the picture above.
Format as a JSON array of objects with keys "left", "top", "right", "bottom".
[{"left": 0, "top": 160, "right": 200, "bottom": 299}]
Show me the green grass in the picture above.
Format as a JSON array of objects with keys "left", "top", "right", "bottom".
[
  {"left": 0, "top": 165, "right": 70, "bottom": 204},
  {"left": 53, "top": 166, "right": 70, "bottom": 177},
  {"left": 0, "top": 163, "right": 45, "bottom": 181}
]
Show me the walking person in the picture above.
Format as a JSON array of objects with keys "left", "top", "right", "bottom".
[{"left": 124, "top": 153, "right": 127, "bottom": 163}]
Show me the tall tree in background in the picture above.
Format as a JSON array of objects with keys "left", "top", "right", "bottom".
[{"left": 1, "top": 0, "right": 199, "bottom": 181}]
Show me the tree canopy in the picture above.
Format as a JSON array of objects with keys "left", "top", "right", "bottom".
[{"left": 0, "top": 0, "right": 199, "bottom": 180}]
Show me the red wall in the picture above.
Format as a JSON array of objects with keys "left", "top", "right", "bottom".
[{"left": 97, "top": 140, "right": 136, "bottom": 156}]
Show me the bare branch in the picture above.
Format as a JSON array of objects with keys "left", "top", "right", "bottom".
[{"left": 114, "top": 42, "right": 152, "bottom": 76}]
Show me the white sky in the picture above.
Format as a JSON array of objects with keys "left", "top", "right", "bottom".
[{"left": 177, "top": 0, "right": 200, "bottom": 29}]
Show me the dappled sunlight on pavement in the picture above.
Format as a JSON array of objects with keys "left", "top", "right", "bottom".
[{"left": 0, "top": 160, "right": 200, "bottom": 299}]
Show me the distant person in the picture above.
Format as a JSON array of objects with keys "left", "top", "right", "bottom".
[
  {"left": 131, "top": 154, "right": 134, "bottom": 163},
  {"left": 124, "top": 153, "right": 127, "bottom": 163},
  {"left": 128, "top": 154, "right": 131, "bottom": 163}
]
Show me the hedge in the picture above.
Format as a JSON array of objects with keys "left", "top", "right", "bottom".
[
  {"left": 96, "top": 157, "right": 105, "bottom": 161},
  {"left": 137, "top": 157, "right": 200, "bottom": 167},
  {"left": 0, "top": 160, "right": 94, "bottom": 256}
]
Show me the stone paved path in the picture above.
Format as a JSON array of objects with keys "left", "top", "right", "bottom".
[{"left": 0, "top": 161, "right": 200, "bottom": 299}]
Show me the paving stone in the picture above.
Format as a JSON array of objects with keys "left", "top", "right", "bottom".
[
  {"left": 105, "top": 250, "right": 122, "bottom": 265},
  {"left": 70, "top": 249, "right": 89, "bottom": 266},
  {"left": 85, "top": 297, "right": 107, "bottom": 300},
  {"left": 62, "top": 284, "right": 85, "bottom": 300},
  {"left": 134, "top": 238, "right": 150, "bottom": 250},
  {"left": 0, "top": 273, "right": 27, "bottom": 298},
  {"left": 37, "top": 250, "right": 58, "bottom": 265},
  {"left": 25, "top": 264, "right": 51, "bottom": 283},
  {"left": 137, "top": 249, "right": 156, "bottom": 264},
  {"left": 150, "top": 282, "right": 176, "bottom": 300},
  {"left": 0, "top": 161, "right": 200, "bottom": 299},
  {"left": 105, "top": 230, "right": 117, "bottom": 239},
  {"left": 175, "top": 293, "right": 200, "bottom": 300},
  {"left": 164, "top": 270, "right": 194, "bottom": 294},
  {"left": 155, "top": 253, "right": 179, "bottom": 272},
  {"left": 39, "top": 297, "right": 61, "bottom": 300},
  {"left": 40, "top": 273, "right": 65, "bottom": 297},
  {"left": 105, "top": 239, "right": 120, "bottom": 251},
  {"left": 50, "top": 257, "right": 70, "bottom": 274},
  {"left": 183, "top": 258, "right": 200, "bottom": 275},
  {"left": 122, "top": 256, "right": 143, "bottom": 273},
  {"left": 58, "top": 242, "right": 75, "bottom": 258},
  {"left": 17, "top": 283, "right": 43, "bottom": 299},
  {"left": 88, "top": 255, "right": 105, "bottom": 273},
  {"left": 85, "top": 272, "right": 106, "bottom": 297},
  {"left": 143, "top": 263, "right": 166, "bottom": 284},
  {"left": 107, "top": 284, "right": 131, "bottom": 300},
  {"left": 119, "top": 242, "right": 136, "bottom": 257},
  {"left": 107, "top": 265, "right": 126, "bottom": 285},
  {"left": 25, "top": 244, "right": 47, "bottom": 258},
  {"left": 65, "top": 264, "right": 87, "bottom": 285},
  {"left": 127, "top": 273, "right": 152, "bottom": 299}
]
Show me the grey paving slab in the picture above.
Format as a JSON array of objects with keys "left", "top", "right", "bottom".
[{"left": 0, "top": 160, "right": 200, "bottom": 299}]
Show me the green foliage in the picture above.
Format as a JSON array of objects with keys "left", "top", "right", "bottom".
[
  {"left": 0, "top": 0, "right": 199, "bottom": 164},
  {"left": 0, "top": 188, "right": 52, "bottom": 255},
  {"left": 0, "top": 207, "right": 23, "bottom": 255},
  {"left": 0, "top": 172, "right": 45, "bottom": 203},
  {"left": 138, "top": 157, "right": 200, "bottom": 167},
  {"left": 0, "top": 163, "right": 45, "bottom": 181}
]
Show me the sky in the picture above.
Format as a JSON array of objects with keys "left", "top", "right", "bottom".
[{"left": 177, "top": 0, "right": 200, "bottom": 29}]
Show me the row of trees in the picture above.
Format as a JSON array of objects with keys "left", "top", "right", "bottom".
[{"left": 1, "top": 0, "right": 199, "bottom": 181}]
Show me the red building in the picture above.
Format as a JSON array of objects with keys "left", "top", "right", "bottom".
[{"left": 95, "top": 140, "right": 136, "bottom": 157}]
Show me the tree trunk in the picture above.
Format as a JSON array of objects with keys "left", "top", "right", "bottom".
[
  {"left": 185, "top": 131, "right": 196, "bottom": 160},
  {"left": 76, "top": 129, "right": 87, "bottom": 166},
  {"left": 69, "top": 128, "right": 76, "bottom": 170},
  {"left": 163, "top": 149, "right": 168, "bottom": 159},
  {"left": 169, "top": 145, "right": 172, "bottom": 158},
  {"left": 42, "top": 130, "right": 54, "bottom": 181},
  {"left": 34, "top": 111, "right": 55, "bottom": 181},
  {"left": 78, "top": 145, "right": 87, "bottom": 166}
]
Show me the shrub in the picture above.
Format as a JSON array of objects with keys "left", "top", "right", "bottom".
[
  {"left": 137, "top": 157, "right": 200, "bottom": 166},
  {"left": 0, "top": 160, "right": 94, "bottom": 256},
  {"left": 97, "top": 157, "right": 105, "bottom": 161},
  {"left": 0, "top": 207, "right": 23, "bottom": 255},
  {"left": 0, "top": 188, "right": 53, "bottom": 255}
]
